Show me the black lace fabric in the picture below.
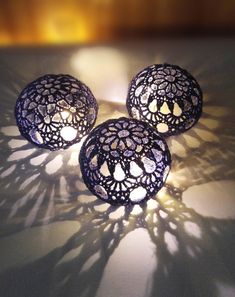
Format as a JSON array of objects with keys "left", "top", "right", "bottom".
[
  {"left": 127, "top": 64, "right": 202, "bottom": 136},
  {"left": 15, "top": 74, "right": 98, "bottom": 150},
  {"left": 80, "top": 117, "right": 171, "bottom": 205}
]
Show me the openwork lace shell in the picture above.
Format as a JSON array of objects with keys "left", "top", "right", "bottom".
[
  {"left": 15, "top": 74, "right": 98, "bottom": 150},
  {"left": 79, "top": 117, "right": 171, "bottom": 205},
  {"left": 127, "top": 64, "right": 202, "bottom": 136}
]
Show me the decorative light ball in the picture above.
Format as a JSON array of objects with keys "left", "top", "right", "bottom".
[
  {"left": 126, "top": 63, "right": 203, "bottom": 136},
  {"left": 79, "top": 117, "right": 171, "bottom": 205},
  {"left": 15, "top": 74, "right": 98, "bottom": 150}
]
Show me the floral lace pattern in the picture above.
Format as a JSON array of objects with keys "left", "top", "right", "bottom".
[
  {"left": 79, "top": 117, "right": 171, "bottom": 205},
  {"left": 15, "top": 74, "right": 98, "bottom": 150},
  {"left": 127, "top": 64, "right": 203, "bottom": 136}
]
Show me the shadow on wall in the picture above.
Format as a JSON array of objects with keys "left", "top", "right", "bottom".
[{"left": 0, "top": 48, "right": 235, "bottom": 297}]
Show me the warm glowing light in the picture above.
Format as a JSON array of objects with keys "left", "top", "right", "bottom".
[
  {"left": 127, "top": 64, "right": 202, "bottom": 136},
  {"left": 61, "top": 111, "right": 72, "bottom": 122},
  {"left": 80, "top": 117, "right": 171, "bottom": 205},
  {"left": 15, "top": 74, "right": 98, "bottom": 150},
  {"left": 166, "top": 171, "right": 174, "bottom": 184},
  {"left": 71, "top": 47, "right": 128, "bottom": 103},
  {"left": 60, "top": 126, "right": 77, "bottom": 141},
  {"left": 129, "top": 187, "right": 147, "bottom": 203},
  {"left": 157, "top": 187, "right": 167, "bottom": 199},
  {"left": 43, "top": 18, "right": 91, "bottom": 44}
]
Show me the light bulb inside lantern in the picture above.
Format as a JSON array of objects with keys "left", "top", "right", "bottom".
[{"left": 60, "top": 126, "right": 77, "bottom": 141}]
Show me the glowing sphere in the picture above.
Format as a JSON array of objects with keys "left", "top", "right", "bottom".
[
  {"left": 15, "top": 74, "right": 98, "bottom": 150},
  {"left": 79, "top": 117, "right": 171, "bottom": 205},
  {"left": 126, "top": 64, "right": 203, "bottom": 136}
]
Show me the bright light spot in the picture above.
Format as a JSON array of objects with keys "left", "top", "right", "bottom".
[
  {"left": 183, "top": 181, "right": 235, "bottom": 219},
  {"left": 130, "top": 161, "right": 143, "bottom": 177},
  {"left": 131, "top": 205, "right": 143, "bottom": 215},
  {"left": 184, "top": 221, "right": 201, "bottom": 238},
  {"left": 160, "top": 102, "right": 170, "bottom": 114},
  {"left": 96, "top": 228, "right": 157, "bottom": 297},
  {"left": 164, "top": 231, "right": 179, "bottom": 255},
  {"left": 147, "top": 199, "right": 158, "bottom": 210},
  {"left": 71, "top": 47, "right": 128, "bottom": 103},
  {"left": 94, "top": 204, "right": 110, "bottom": 212},
  {"left": 68, "top": 151, "right": 78, "bottom": 166},
  {"left": 69, "top": 135, "right": 87, "bottom": 152},
  {"left": 184, "top": 134, "right": 200, "bottom": 148},
  {"left": 149, "top": 99, "right": 158, "bottom": 113},
  {"left": 166, "top": 172, "right": 173, "bottom": 183},
  {"left": 173, "top": 102, "right": 182, "bottom": 116},
  {"left": 8, "top": 139, "right": 28, "bottom": 149},
  {"left": 142, "top": 156, "right": 156, "bottom": 173},
  {"left": 100, "top": 161, "right": 110, "bottom": 177},
  {"left": 129, "top": 186, "right": 147, "bottom": 202},
  {"left": 30, "top": 153, "right": 49, "bottom": 166},
  {"left": 60, "top": 126, "right": 77, "bottom": 141},
  {"left": 79, "top": 195, "right": 97, "bottom": 204},
  {"left": 169, "top": 139, "right": 187, "bottom": 158},
  {"left": 159, "top": 209, "right": 168, "bottom": 219},
  {"left": 135, "top": 85, "right": 144, "bottom": 97},
  {"left": 113, "top": 163, "right": 126, "bottom": 181},
  {"left": 1, "top": 126, "right": 20, "bottom": 136},
  {"left": 7, "top": 149, "right": 36, "bottom": 162},
  {"left": 194, "top": 128, "right": 219, "bottom": 142},
  {"left": 109, "top": 206, "right": 125, "bottom": 220},
  {"left": 61, "top": 111, "right": 71, "bottom": 121},
  {"left": 156, "top": 122, "right": 169, "bottom": 133},
  {"left": 45, "top": 155, "right": 63, "bottom": 175},
  {"left": 157, "top": 187, "right": 167, "bottom": 199}
]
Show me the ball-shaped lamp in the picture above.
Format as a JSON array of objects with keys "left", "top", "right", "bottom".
[
  {"left": 79, "top": 117, "right": 171, "bottom": 205},
  {"left": 15, "top": 74, "right": 98, "bottom": 150},
  {"left": 126, "top": 63, "right": 202, "bottom": 136}
]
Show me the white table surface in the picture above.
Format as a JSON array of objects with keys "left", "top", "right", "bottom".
[{"left": 0, "top": 38, "right": 235, "bottom": 297}]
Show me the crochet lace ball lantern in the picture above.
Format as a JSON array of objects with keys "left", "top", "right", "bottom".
[
  {"left": 15, "top": 74, "right": 98, "bottom": 150},
  {"left": 126, "top": 64, "right": 203, "bottom": 136},
  {"left": 79, "top": 117, "right": 171, "bottom": 205}
]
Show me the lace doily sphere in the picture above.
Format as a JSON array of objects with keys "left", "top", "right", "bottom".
[
  {"left": 126, "top": 64, "right": 203, "bottom": 136},
  {"left": 79, "top": 117, "right": 171, "bottom": 205},
  {"left": 15, "top": 74, "right": 98, "bottom": 150}
]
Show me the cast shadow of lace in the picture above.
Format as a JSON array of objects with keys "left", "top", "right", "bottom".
[{"left": 0, "top": 97, "right": 235, "bottom": 297}]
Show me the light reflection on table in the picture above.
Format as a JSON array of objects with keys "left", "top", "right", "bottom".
[{"left": 0, "top": 39, "right": 235, "bottom": 297}]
